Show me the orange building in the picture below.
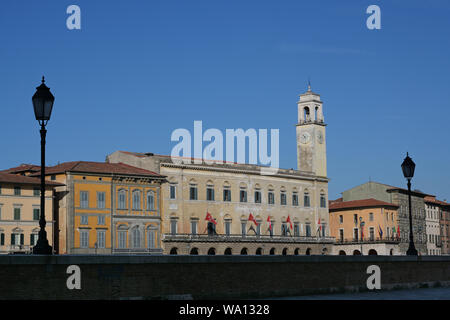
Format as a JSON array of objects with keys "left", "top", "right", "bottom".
[
  {"left": 329, "top": 198, "right": 400, "bottom": 255},
  {"left": 27, "top": 161, "right": 166, "bottom": 254}
]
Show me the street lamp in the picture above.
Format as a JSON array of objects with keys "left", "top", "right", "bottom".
[
  {"left": 401, "top": 152, "right": 418, "bottom": 256},
  {"left": 32, "top": 76, "right": 54, "bottom": 255}
]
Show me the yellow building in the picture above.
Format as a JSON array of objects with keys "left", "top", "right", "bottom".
[
  {"left": 329, "top": 198, "right": 400, "bottom": 255},
  {"left": 28, "top": 161, "right": 166, "bottom": 254},
  {"left": 0, "top": 172, "right": 62, "bottom": 254}
]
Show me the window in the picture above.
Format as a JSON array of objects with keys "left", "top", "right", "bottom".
[
  {"left": 240, "top": 189, "right": 247, "bottom": 203},
  {"left": 322, "top": 223, "right": 326, "bottom": 237},
  {"left": 132, "top": 190, "right": 141, "bottom": 210},
  {"left": 170, "top": 185, "right": 176, "bottom": 199},
  {"left": 97, "top": 192, "right": 105, "bottom": 209},
  {"left": 189, "top": 185, "right": 198, "bottom": 200},
  {"left": 369, "top": 212, "right": 374, "bottom": 222},
  {"left": 294, "top": 223, "right": 300, "bottom": 237},
  {"left": 268, "top": 191, "right": 274, "bottom": 205},
  {"left": 118, "top": 190, "right": 126, "bottom": 209},
  {"left": 281, "top": 223, "right": 288, "bottom": 236},
  {"left": 292, "top": 192, "right": 298, "bottom": 206},
  {"left": 33, "top": 208, "right": 40, "bottom": 221},
  {"left": 97, "top": 230, "right": 106, "bottom": 248},
  {"left": 320, "top": 193, "right": 326, "bottom": 208},
  {"left": 256, "top": 223, "right": 261, "bottom": 236},
  {"left": 0, "top": 233, "right": 4, "bottom": 246},
  {"left": 80, "top": 191, "right": 89, "bottom": 208},
  {"left": 339, "top": 215, "right": 343, "bottom": 224},
  {"left": 223, "top": 188, "right": 231, "bottom": 202},
  {"left": 132, "top": 228, "right": 141, "bottom": 248},
  {"left": 80, "top": 230, "right": 89, "bottom": 248},
  {"left": 206, "top": 186, "right": 215, "bottom": 201},
  {"left": 50, "top": 175, "right": 56, "bottom": 181},
  {"left": 11, "top": 233, "right": 24, "bottom": 246},
  {"left": 33, "top": 187, "right": 40, "bottom": 197},
  {"left": 305, "top": 224, "right": 311, "bottom": 237},
  {"left": 14, "top": 208, "right": 21, "bottom": 220},
  {"left": 81, "top": 215, "right": 88, "bottom": 225},
  {"left": 31, "top": 234, "right": 39, "bottom": 246},
  {"left": 339, "top": 229, "right": 344, "bottom": 242},
  {"left": 148, "top": 229, "right": 156, "bottom": 249},
  {"left": 353, "top": 214, "right": 358, "bottom": 224},
  {"left": 241, "top": 221, "right": 246, "bottom": 236},
  {"left": 118, "top": 231, "right": 127, "bottom": 249},
  {"left": 191, "top": 220, "right": 198, "bottom": 235},
  {"left": 280, "top": 192, "right": 287, "bottom": 205},
  {"left": 225, "top": 220, "right": 231, "bottom": 236},
  {"left": 353, "top": 228, "right": 359, "bottom": 241},
  {"left": 254, "top": 190, "right": 261, "bottom": 203},
  {"left": 170, "top": 219, "right": 177, "bottom": 235},
  {"left": 207, "top": 222, "right": 216, "bottom": 236},
  {"left": 369, "top": 227, "right": 375, "bottom": 241},
  {"left": 97, "top": 215, "right": 105, "bottom": 225},
  {"left": 304, "top": 192, "right": 310, "bottom": 207},
  {"left": 147, "top": 191, "right": 155, "bottom": 210},
  {"left": 14, "top": 186, "right": 21, "bottom": 196}
]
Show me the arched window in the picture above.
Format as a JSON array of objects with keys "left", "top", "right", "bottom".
[
  {"left": 294, "top": 248, "right": 300, "bottom": 255},
  {"left": 353, "top": 250, "right": 361, "bottom": 256},
  {"left": 147, "top": 191, "right": 155, "bottom": 211},
  {"left": 208, "top": 248, "right": 216, "bottom": 255},
  {"left": 368, "top": 249, "right": 378, "bottom": 256},
  {"left": 118, "top": 189, "right": 127, "bottom": 209},
  {"left": 256, "top": 248, "right": 263, "bottom": 255},
  {"left": 170, "top": 247, "right": 178, "bottom": 255},
  {"left": 132, "top": 190, "right": 141, "bottom": 210},
  {"left": 132, "top": 227, "right": 141, "bottom": 248},
  {"left": 190, "top": 248, "right": 199, "bottom": 255},
  {"left": 304, "top": 107, "right": 310, "bottom": 121},
  {"left": 240, "top": 248, "right": 248, "bottom": 255},
  {"left": 147, "top": 227, "right": 157, "bottom": 249},
  {"left": 224, "top": 248, "right": 232, "bottom": 255},
  {"left": 270, "top": 248, "right": 276, "bottom": 255},
  {"left": 315, "top": 106, "right": 319, "bottom": 121},
  {"left": 339, "top": 250, "right": 346, "bottom": 255},
  {"left": 306, "top": 248, "right": 311, "bottom": 255},
  {"left": 282, "top": 248, "right": 288, "bottom": 256}
]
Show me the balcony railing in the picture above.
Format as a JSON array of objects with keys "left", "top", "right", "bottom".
[
  {"left": 163, "top": 233, "right": 335, "bottom": 243},
  {"left": 336, "top": 237, "right": 401, "bottom": 245},
  {"left": 6, "top": 245, "right": 33, "bottom": 254}
]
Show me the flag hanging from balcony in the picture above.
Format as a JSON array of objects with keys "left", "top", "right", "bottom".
[
  {"left": 317, "top": 218, "right": 322, "bottom": 233},
  {"left": 248, "top": 213, "right": 259, "bottom": 226},
  {"left": 286, "top": 215, "right": 293, "bottom": 230},
  {"left": 378, "top": 225, "right": 383, "bottom": 239},
  {"left": 267, "top": 216, "right": 272, "bottom": 231},
  {"left": 205, "top": 212, "right": 217, "bottom": 225},
  {"left": 397, "top": 225, "right": 400, "bottom": 239}
]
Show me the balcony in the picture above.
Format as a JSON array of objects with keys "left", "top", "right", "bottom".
[
  {"left": 163, "top": 233, "right": 335, "bottom": 244},
  {"left": 336, "top": 237, "right": 401, "bottom": 245},
  {"left": 7, "top": 245, "right": 33, "bottom": 254}
]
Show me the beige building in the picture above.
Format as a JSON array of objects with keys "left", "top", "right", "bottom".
[
  {"left": 106, "top": 85, "right": 334, "bottom": 255},
  {"left": 424, "top": 196, "right": 443, "bottom": 255},
  {"left": 0, "top": 172, "right": 62, "bottom": 254}
]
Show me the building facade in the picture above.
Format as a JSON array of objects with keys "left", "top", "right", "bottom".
[
  {"left": 342, "top": 181, "right": 429, "bottom": 255},
  {"left": 441, "top": 203, "right": 450, "bottom": 255},
  {"left": 0, "top": 173, "right": 62, "bottom": 254},
  {"left": 28, "top": 161, "right": 166, "bottom": 254},
  {"left": 424, "top": 196, "right": 442, "bottom": 255},
  {"left": 329, "top": 198, "right": 400, "bottom": 255},
  {"left": 107, "top": 85, "right": 334, "bottom": 255}
]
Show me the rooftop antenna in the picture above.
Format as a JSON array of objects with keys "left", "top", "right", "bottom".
[{"left": 307, "top": 77, "right": 311, "bottom": 91}]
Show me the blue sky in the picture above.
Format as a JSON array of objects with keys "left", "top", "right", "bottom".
[{"left": 0, "top": 0, "right": 449, "bottom": 201}]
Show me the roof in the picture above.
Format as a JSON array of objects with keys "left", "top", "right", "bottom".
[
  {"left": 425, "top": 196, "right": 450, "bottom": 206},
  {"left": 29, "top": 161, "right": 164, "bottom": 178},
  {"left": 0, "top": 164, "right": 41, "bottom": 174},
  {"left": 0, "top": 173, "right": 64, "bottom": 187},
  {"left": 329, "top": 198, "right": 399, "bottom": 211}
]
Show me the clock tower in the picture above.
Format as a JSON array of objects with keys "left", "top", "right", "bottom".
[{"left": 296, "top": 83, "right": 327, "bottom": 177}]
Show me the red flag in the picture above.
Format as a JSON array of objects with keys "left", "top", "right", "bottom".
[
  {"left": 248, "top": 213, "right": 259, "bottom": 226},
  {"left": 267, "top": 216, "right": 272, "bottom": 231},
  {"left": 397, "top": 225, "right": 400, "bottom": 239},
  {"left": 286, "top": 215, "right": 293, "bottom": 230},
  {"left": 205, "top": 212, "right": 217, "bottom": 225}
]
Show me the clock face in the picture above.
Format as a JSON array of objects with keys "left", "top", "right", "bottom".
[
  {"left": 317, "top": 131, "right": 323, "bottom": 144},
  {"left": 300, "top": 132, "right": 311, "bottom": 144}
]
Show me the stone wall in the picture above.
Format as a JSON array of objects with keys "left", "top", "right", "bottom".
[{"left": 0, "top": 255, "right": 449, "bottom": 300}]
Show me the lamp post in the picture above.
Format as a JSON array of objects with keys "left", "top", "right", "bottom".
[
  {"left": 32, "top": 76, "right": 54, "bottom": 255},
  {"left": 401, "top": 152, "right": 418, "bottom": 256}
]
